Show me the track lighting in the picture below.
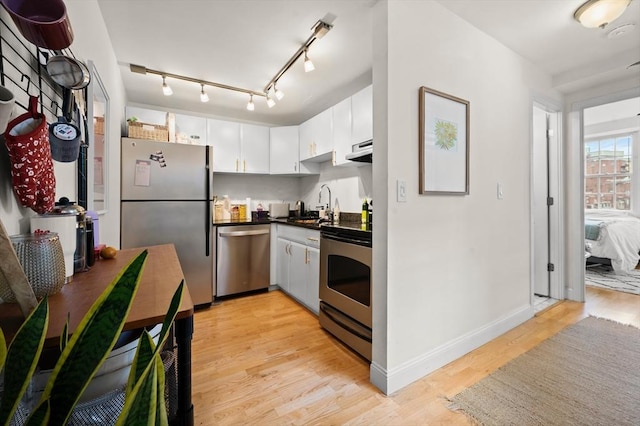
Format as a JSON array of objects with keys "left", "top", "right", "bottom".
[
  {"left": 131, "top": 17, "right": 333, "bottom": 110},
  {"left": 304, "top": 49, "right": 315, "bottom": 72},
  {"left": 574, "top": 0, "right": 631, "bottom": 29},
  {"left": 162, "top": 76, "right": 172, "bottom": 96},
  {"left": 200, "top": 84, "right": 209, "bottom": 103},
  {"left": 266, "top": 94, "right": 276, "bottom": 108},
  {"left": 274, "top": 84, "right": 284, "bottom": 100}
]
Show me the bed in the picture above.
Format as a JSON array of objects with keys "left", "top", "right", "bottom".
[{"left": 585, "top": 210, "right": 640, "bottom": 272}]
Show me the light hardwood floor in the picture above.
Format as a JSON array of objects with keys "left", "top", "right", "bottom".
[{"left": 191, "top": 287, "right": 639, "bottom": 425}]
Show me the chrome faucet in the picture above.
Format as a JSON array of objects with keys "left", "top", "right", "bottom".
[{"left": 319, "top": 184, "right": 332, "bottom": 216}]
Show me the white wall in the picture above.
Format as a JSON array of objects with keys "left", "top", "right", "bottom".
[
  {"left": 66, "top": 0, "right": 127, "bottom": 248},
  {"left": 212, "top": 174, "right": 301, "bottom": 211},
  {"left": 370, "top": 0, "right": 562, "bottom": 394}
]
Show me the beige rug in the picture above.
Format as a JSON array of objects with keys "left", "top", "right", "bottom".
[{"left": 448, "top": 317, "right": 640, "bottom": 425}]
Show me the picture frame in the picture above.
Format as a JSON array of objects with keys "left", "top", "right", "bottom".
[{"left": 419, "top": 86, "right": 470, "bottom": 195}]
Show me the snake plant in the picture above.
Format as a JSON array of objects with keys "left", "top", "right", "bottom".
[{"left": 0, "top": 250, "right": 185, "bottom": 426}]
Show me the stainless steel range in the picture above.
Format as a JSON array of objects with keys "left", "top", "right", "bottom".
[{"left": 319, "top": 224, "right": 372, "bottom": 361}]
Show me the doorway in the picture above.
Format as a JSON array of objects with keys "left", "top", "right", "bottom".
[{"left": 532, "top": 103, "right": 562, "bottom": 305}]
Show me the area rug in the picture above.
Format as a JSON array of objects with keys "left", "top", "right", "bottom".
[
  {"left": 448, "top": 317, "right": 640, "bottom": 425},
  {"left": 585, "top": 265, "right": 640, "bottom": 295}
]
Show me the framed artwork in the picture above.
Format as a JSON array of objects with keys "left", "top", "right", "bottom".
[{"left": 419, "top": 86, "right": 470, "bottom": 195}]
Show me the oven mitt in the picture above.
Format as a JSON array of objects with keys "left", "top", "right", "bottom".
[{"left": 4, "top": 96, "right": 56, "bottom": 214}]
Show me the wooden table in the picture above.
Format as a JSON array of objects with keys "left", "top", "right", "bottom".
[{"left": 0, "top": 244, "right": 195, "bottom": 426}]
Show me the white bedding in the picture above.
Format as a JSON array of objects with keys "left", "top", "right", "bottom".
[{"left": 585, "top": 210, "right": 640, "bottom": 272}]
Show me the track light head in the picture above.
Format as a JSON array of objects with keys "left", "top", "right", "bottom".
[
  {"left": 304, "top": 49, "right": 315, "bottom": 73},
  {"left": 266, "top": 95, "right": 276, "bottom": 108},
  {"left": 200, "top": 84, "right": 209, "bottom": 103},
  {"left": 274, "top": 84, "right": 284, "bottom": 100},
  {"left": 247, "top": 94, "right": 255, "bottom": 111},
  {"left": 162, "top": 76, "right": 173, "bottom": 96}
]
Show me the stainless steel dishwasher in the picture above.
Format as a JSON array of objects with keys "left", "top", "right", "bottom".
[{"left": 216, "top": 224, "right": 270, "bottom": 297}]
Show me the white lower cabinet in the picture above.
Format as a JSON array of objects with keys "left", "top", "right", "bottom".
[{"left": 275, "top": 225, "right": 320, "bottom": 314}]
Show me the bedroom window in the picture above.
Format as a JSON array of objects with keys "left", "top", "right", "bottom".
[{"left": 585, "top": 134, "right": 632, "bottom": 210}]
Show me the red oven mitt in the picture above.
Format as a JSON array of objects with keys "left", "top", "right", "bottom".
[{"left": 4, "top": 96, "right": 56, "bottom": 214}]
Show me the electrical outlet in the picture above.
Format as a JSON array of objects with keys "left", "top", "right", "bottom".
[{"left": 397, "top": 179, "right": 407, "bottom": 202}]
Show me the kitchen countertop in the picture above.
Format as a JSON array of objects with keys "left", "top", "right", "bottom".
[{"left": 213, "top": 217, "right": 372, "bottom": 234}]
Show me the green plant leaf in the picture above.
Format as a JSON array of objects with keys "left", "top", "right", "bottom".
[
  {"left": 125, "top": 330, "right": 156, "bottom": 397},
  {"left": 116, "top": 356, "right": 157, "bottom": 426},
  {"left": 0, "top": 297, "right": 48, "bottom": 424},
  {"left": 39, "top": 250, "right": 148, "bottom": 425},
  {"left": 0, "top": 329, "right": 6, "bottom": 371},
  {"left": 24, "top": 399, "right": 49, "bottom": 426},
  {"left": 156, "top": 280, "right": 185, "bottom": 351},
  {"left": 59, "top": 313, "right": 69, "bottom": 353},
  {"left": 154, "top": 350, "right": 168, "bottom": 426}
]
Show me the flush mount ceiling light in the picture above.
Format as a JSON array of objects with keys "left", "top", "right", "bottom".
[
  {"left": 130, "top": 18, "right": 332, "bottom": 111},
  {"left": 574, "top": 0, "right": 631, "bottom": 29},
  {"left": 200, "top": 84, "right": 209, "bottom": 103},
  {"left": 162, "top": 76, "right": 172, "bottom": 96}
]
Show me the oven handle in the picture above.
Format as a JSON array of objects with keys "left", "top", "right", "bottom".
[
  {"left": 321, "top": 233, "right": 371, "bottom": 247},
  {"left": 320, "top": 303, "right": 372, "bottom": 343}
]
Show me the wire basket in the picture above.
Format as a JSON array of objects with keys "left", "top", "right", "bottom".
[{"left": 0, "top": 232, "right": 66, "bottom": 302}]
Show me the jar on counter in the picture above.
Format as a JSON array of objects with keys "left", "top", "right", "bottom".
[{"left": 230, "top": 205, "right": 240, "bottom": 221}]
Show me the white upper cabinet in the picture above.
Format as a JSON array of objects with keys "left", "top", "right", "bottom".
[
  {"left": 241, "top": 123, "right": 270, "bottom": 174},
  {"left": 207, "top": 120, "right": 269, "bottom": 173},
  {"left": 332, "top": 97, "right": 352, "bottom": 166},
  {"left": 351, "top": 85, "right": 373, "bottom": 144},
  {"left": 299, "top": 108, "right": 333, "bottom": 162},
  {"left": 207, "top": 118, "right": 241, "bottom": 172},
  {"left": 270, "top": 126, "right": 319, "bottom": 175},
  {"left": 175, "top": 114, "right": 207, "bottom": 145}
]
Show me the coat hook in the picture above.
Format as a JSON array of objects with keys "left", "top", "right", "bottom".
[
  {"left": 51, "top": 100, "right": 61, "bottom": 115},
  {"left": 20, "top": 74, "right": 33, "bottom": 95}
]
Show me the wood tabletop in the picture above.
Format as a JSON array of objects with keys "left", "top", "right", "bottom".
[{"left": 0, "top": 244, "right": 194, "bottom": 346}]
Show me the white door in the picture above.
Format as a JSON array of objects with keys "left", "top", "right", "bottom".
[{"left": 533, "top": 105, "right": 560, "bottom": 298}]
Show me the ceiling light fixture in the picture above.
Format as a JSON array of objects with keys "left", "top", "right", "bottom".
[
  {"left": 200, "top": 84, "right": 209, "bottom": 103},
  {"left": 274, "top": 84, "right": 284, "bottom": 100},
  {"left": 266, "top": 94, "right": 276, "bottom": 108},
  {"left": 574, "top": 0, "right": 631, "bottom": 29},
  {"left": 162, "top": 76, "right": 172, "bottom": 96},
  {"left": 304, "top": 49, "right": 315, "bottom": 72},
  {"left": 130, "top": 18, "right": 333, "bottom": 110},
  {"left": 246, "top": 94, "right": 255, "bottom": 111}
]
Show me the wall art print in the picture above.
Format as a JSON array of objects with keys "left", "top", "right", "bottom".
[{"left": 419, "top": 86, "right": 470, "bottom": 194}]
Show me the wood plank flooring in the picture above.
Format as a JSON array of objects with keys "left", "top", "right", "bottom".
[{"left": 191, "top": 288, "right": 639, "bottom": 425}]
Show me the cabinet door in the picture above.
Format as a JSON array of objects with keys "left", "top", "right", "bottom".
[
  {"left": 288, "top": 241, "right": 307, "bottom": 304},
  {"left": 175, "top": 114, "right": 207, "bottom": 145},
  {"left": 270, "top": 126, "right": 299, "bottom": 174},
  {"left": 351, "top": 85, "right": 373, "bottom": 144},
  {"left": 276, "top": 238, "right": 290, "bottom": 293},
  {"left": 207, "top": 118, "right": 240, "bottom": 172},
  {"left": 306, "top": 246, "right": 320, "bottom": 314},
  {"left": 332, "top": 97, "right": 352, "bottom": 166},
  {"left": 241, "top": 124, "right": 270, "bottom": 174},
  {"left": 299, "top": 108, "right": 333, "bottom": 161}
]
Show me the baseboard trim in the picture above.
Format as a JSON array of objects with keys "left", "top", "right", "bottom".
[{"left": 370, "top": 304, "right": 534, "bottom": 395}]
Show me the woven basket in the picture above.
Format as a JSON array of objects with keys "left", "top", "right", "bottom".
[
  {"left": 0, "top": 232, "right": 66, "bottom": 302},
  {"left": 127, "top": 121, "right": 169, "bottom": 142}
]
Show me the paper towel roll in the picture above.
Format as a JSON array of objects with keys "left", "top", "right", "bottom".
[
  {"left": 245, "top": 197, "right": 251, "bottom": 220},
  {"left": 30, "top": 215, "right": 76, "bottom": 279}
]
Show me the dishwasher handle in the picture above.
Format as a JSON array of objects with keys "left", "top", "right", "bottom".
[{"left": 219, "top": 229, "right": 270, "bottom": 238}]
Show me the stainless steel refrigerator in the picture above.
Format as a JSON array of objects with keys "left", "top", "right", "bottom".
[{"left": 121, "top": 138, "right": 214, "bottom": 306}]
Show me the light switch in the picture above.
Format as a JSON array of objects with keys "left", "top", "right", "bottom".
[
  {"left": 397, "top": 179, "right": 407, "bottom": 202},
  {"left": 497, "top": 183, "right": 504, "bottom": 200}
]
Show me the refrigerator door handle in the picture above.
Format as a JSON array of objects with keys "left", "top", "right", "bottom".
[{"left": 205, "top": 146, "right": 211, "bottom": 257}]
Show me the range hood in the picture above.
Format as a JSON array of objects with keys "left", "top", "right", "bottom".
[{"left": 345, "top": 139, "right": 372, "bottom": 163}]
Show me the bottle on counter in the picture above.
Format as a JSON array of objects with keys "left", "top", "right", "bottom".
[
  {"left": 222, "top": 195, "right": 231, "bottom": 220},
  {"left": 333, "top": 200, "right": 340, "bottom": 224},
  {"left": 361, "top": 198, "right": 369, "bottom": 224},
  {"left": 368, "top": 199, "right": 373, "bottom": 225}
]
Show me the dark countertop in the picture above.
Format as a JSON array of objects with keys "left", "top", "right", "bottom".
[{"left": 213, "top": 218, "right": 372, "bottom": 234}]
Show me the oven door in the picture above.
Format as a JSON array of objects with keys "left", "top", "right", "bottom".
[{"left": 320, "top": 235, "right": 372, "bottom": 328}]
